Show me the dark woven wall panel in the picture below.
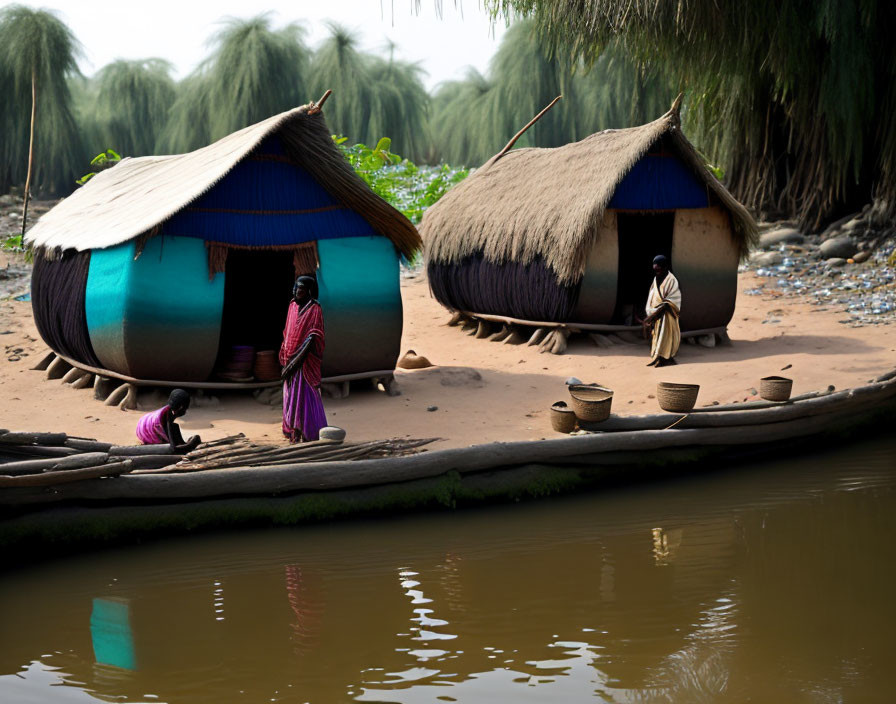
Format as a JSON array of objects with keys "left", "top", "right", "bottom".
[
  {"left": 31, "top": 249, "right": 101, "bottom": 367},
  {"left": 428, "top": 254, "right": 580, "bottom": 323}
]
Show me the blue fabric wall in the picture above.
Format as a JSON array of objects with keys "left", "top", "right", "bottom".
[
  {"left": 608, "top": 154, "right": 709, "bottom": 210},
  {"left": 162, "top": 135, "right": 376, "bottom": 246}
]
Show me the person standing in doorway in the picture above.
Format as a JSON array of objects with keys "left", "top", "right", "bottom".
[
  {"left": 279, "top": 276, "right": 327, "bottom": 442},
  {"left": 643, "top": 255, "right": 681, "bottom": 367}
]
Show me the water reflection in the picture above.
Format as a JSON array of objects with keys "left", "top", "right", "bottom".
[{"left": 0, "top": 438, "right": 894, "bottom": 703}]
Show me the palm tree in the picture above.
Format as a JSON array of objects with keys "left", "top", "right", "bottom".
[
  {"left": 427, "top": 21, "right": 674, "bottom": 166},
  {"left": 309, "top": 23, "right": 431, "bottom": 160},
  {"left": 94, "top": 59, "right": 176, "bottom": 156},
  {"left": 484, "top": 0, "right": 896, "bottom": 229},
  {"left": 0, "top": 5, "right": 84, "bottom": 232},
  {"left": 160, "top": 14, "right": 309, "bottom": 153}
]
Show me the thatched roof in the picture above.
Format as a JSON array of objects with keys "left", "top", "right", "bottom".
[
  {"left": 26, "top": 105, "right": 421, "bottom": 259},
  {"left": 421, "top": 108, "right": 756, "bottom": 284}
]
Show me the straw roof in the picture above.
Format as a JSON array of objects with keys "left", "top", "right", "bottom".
[
  {"left": 421, "top": 107, "right": 756, "bottom": 285},
  {"left": 26, "top": 104, "right": 421, "bottom": 259}
]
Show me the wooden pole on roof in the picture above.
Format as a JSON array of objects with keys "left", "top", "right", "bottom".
[
  {"left": 491, "top": 95, "right": 562, "bottom": 164},
  {"left": 307, "top": 89, "right": 332, "bottom": 115}
]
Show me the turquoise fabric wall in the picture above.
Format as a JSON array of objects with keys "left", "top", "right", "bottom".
[
  {"left": 317, "top": 237, "right": 402, "bottom": 377},
  {"left": 86, "top": 236, "right": 224, "bottom": 380}
]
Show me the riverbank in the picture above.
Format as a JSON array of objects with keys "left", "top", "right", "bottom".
[{"left": 1, "top": 260, "right": 894, "bottom": 450}]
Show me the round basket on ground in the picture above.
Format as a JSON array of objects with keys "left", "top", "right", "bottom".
[
  {"left": 568, "top": 385, "right": 614, "bottom": 423},
  {"left": 657, "top": 382, "right": 700, "bottom": 413},
  {"left": 760, "top": 376, "right": 793, "bottom": 402},
  {"left": 550, "top": 401, "right": 577, "bottom": 433}
]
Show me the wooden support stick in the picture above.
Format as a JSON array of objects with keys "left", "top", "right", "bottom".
[
  {"left": 316, "top": 89, "right": 332, "bottom": 109},
  {"left": 492, "top": 95, "right": 562, "bottom": 163}
]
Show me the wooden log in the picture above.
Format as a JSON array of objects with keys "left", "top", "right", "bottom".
[
  {"left": 383, "top": 375, "right": 401, "bottom": 397},
  {"left": 5, "top": 397, "right": 889, "bottom": 505},
  {"left": 0, "top": 445, "right": 80, "bottom": 459},
  {"left": 527, "top": 327, "right": 548, "bottom": 346},
  {"left": 71, "top": 372, "right": 95, "bottom": 390},
  {"left": 65, "top": 438, "right": 114, "bottom": 452},
  {"left": 45, "top": 356, "right": 72, "bottom": 380},
  {"left": 581, "top": 381, "right": 896, "bottom": 432},
  {"left": 120, "top": 455, "right": 185, "bottom": 469},
  {"left": 61, "top": 367, "right": 87, "bottom": 384},
  {"left": 446, "top": 311, "right": 465, "bottom": 327},
  {"left": 0, "top": 431, "right": 68, "bottom": 446},
  {"left": 0, "top": 459, "right": 133, "bottom": 487},
  {"left": 503, "top": 326, "right": 527, "bottom": 345},
  {"left": 104, "top": 383, "right": 131, "bottom": 407},
  {"left": 31, "top": 350, "right": 56, "bottom": 371},
  {"left": 108, "top": 443, "right": 183, "bottom": 456},
  {"left": 692, "top": 386, "right": 834, "bottom": 413},
  {"left": 474, "top": 320, "right": 492, "bottom": 339},
  {"left": 0, "top": 452, "right": 109, "bottom": 475},
  {"left": 118, "top": 384, "right": 138, "bottom": 411},
  {"left": 875, "top": 368, "right": 896, "bottom": 383},
  {"left": 489, "top": 324, "right": 512, "bottom": 342},
  {"left": 94, "top": 376, "right": 118, "bottom": 401}
]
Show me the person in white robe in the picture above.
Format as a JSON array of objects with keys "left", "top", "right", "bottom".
[{"left": 643, "top": 255, "right": 681, "bottom": 367}]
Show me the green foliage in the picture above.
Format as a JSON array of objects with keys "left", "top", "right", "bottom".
[
  {"left": 485, "top": 0, "right": 896, "bottom": 228},
  {"left": 75, "top": 149, "right": 122, "bottom": 185},
  {"left": 310, "top": 24, "right": 430, "bottom": 161},
  {"left": 158, "top": 15, "right": 309, "bottom": 152},
  {"left": 428, "top": 20, "right": 675, "bottom": 166},
  {"left": 0, "top": 5, "right": 85, "bottom": 196},
  {"left": 335, "top": 134, "right": 468, "bottom": 225},
  {"left": 92, "top": 59, "right": 176, "bottom": 156}
]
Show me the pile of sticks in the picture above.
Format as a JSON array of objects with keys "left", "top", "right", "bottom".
[
  {"left": 0, "top": 430, "right": 437, "bottom": 486},
  {"left": 149, "top": 435, "right": 438, "bottom": 473}
]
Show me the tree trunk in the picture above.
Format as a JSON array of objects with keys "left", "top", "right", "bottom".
[{"left": 21, "top": 68, "right": 36, "bottom": 238}]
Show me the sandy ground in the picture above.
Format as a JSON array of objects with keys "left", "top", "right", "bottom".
[{"left": 1, "top": 271, "right": 893, "bottom": 450}]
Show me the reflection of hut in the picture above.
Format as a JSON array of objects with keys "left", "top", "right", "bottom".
[
  {"left": 422, "top": 104, "right": 755, "bottom": 337},
  {"left": 26, "top": 105, "right": 420, "bottom": 387}
]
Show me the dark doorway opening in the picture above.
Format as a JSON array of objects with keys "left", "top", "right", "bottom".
[
  {"left": 218, "top": 249, "right": 296, "bottom": 355},
  {"left": 613, "top": 212, "right": 674, "bottom": 323}
]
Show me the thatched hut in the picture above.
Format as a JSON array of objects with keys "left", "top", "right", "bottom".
[
  {"left": 25, "top": 104, "right": 420, "bottom": 387},
  {"left": 422, "top": 105, "right": 755, "bottom": 337}
]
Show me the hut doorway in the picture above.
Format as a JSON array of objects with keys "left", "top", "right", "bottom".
[
  {"left": 613, "top": 212, "right": 675, "bottom": 323},
  {"left": 218, "top": 249, "right": 296, "bottom": 358}
]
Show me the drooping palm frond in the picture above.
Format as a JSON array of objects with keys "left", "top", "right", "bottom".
[
  {"left": 309, "top": 23, "right": 431, "bottom": 160},
  {"left": 485, "top": 0, "right": 896, "bottom": 228},
  {"left": 159, "top": 14, "right": 310, "bottom": 153},
  {"left": 427, "top": 20, "right": 674, "bottom": 166},
  {"left": 0, "top": 5, "right": 85, "bottom": 196},
  {"left": 93, "top": 59, "right": 176, "bottom": 156}
]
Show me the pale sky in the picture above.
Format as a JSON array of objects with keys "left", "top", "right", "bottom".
[{"left": 17, "top": 0, "right": 508, "bottom": 90}]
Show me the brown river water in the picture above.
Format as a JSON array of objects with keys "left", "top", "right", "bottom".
[{"left": 1, "top": 437, "right": 894, "bottom": 703}]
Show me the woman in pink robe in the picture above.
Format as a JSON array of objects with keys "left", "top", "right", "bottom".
[{"left": 279, "top": 276, "right": 327, "bottom": 442}]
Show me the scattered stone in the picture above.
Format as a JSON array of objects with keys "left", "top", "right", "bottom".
[
  {"left": 426, "top": 405, "right": 438, "bottom": 412},
  {"left": 752, "top": 251, "right": 784, "bottom": 267},
  {"left": 819, "top": 235, "right": 857, "bottom": 259},
  {"left": 748, "top": 387, "right": 758, "bottom": 395},
  {"left": 852, "top": 250, "right": 871, "bottom": 263},
  {"left": 781, "top": 364, "right": 792, "bottom": 371},
  {"left": 565, "top": 376, "right": 582, "bottom": 386},
  {"left": 825, "top": 257, "right": 847, "bottom": 267},
  {"left": 437, "top": 367, "right": 483, "bottom": 387},
  {"left": 760, "top": 227, "right": 804, "bottom": 247},
  {"left": 696, "top": 334, "right": 716, "bottom": 348}
]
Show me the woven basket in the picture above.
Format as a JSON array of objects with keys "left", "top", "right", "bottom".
[
  {"left": 550, "top": 401, "right": 577, "bottom": 433},
  {"left": 568, "top": 384, "right": 614, "bottom": 423},
  {"left": 657, "top": 382, "right": 700, "bottom": 412},
  {"left": 760, "top": 376, "right": 793, "bottom": 402}
]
